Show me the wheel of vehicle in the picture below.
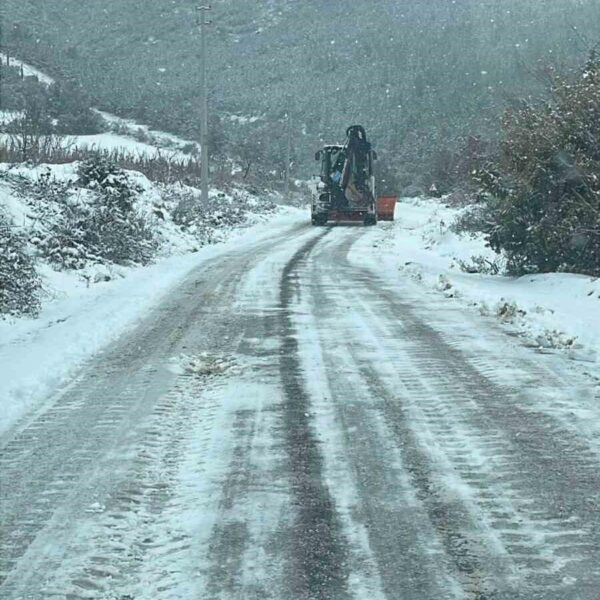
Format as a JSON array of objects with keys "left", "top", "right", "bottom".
[{"left": 363, "top": 214, "right": 377, "bottom": 226}]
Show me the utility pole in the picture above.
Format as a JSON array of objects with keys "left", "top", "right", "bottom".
[
  {"left": 284, "top": 109, "right": 292, "bottom": 203},
  {"left": 197, "top": 5, "right": 211, "bottom": 204}
]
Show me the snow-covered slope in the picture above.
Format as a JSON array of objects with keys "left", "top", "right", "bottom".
[
  {"left": 0, "top": 52, "right": 55, "bottom": 84},
  {"left": 1, "top": 161, "right": 278, "bottom": 259},
  {"left": 0, "top": 112, "right": 198, "bottom": 162},
  {"left": 0, "top": 53, "right": 200, "bottom": 161},
  {"left": 0, "top": 131, "right": 189, "bottom": 162},
  {"left": 351, "top": 198, "right": 600, "bottom": 364},
  {"left": 94, "top": 110, "right": 201, "bottom": 157}
]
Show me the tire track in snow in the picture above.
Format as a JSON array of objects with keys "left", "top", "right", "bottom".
[
  {"left": 361, "top": 277, "right": 600, "bottom": 597},
  {"left": 35, "top": 231, "right": 316, "bottom": 600},
  {"left": 0, "top": 224, "right": 318, "bottom": 598},
  {"left": 296, "top": 325, "right": 458, "bottom": 598},
  {"left": 198, "top": 228, "right": 330, "bottom": 600},
  {"left": 38, "top": 375, "right": 212, "bottom": 598},
  {"left": 304, "top": 231, "right": 478, "bottom": 599},
  {"left": 327, "top": 234, "right": 600, "bottom": 599},
  {"left": 278, "top": 230, "right": 352, "bottom": 600}
]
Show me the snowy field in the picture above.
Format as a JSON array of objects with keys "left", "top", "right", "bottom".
[
  {"left": 94, "top": 109, "right": 201, "bottom": 155},
  {"left": 0, "top": 124, "right": 196, "bottom": 162},
  {"left": 352, "top": 198, "right": 600, "bottom": 366},
  {"left": 33, "top": 110, "right": 203, "bottom": 161}
]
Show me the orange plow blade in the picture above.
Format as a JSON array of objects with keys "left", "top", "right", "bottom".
[{"left": 376, "top": 196, "right": 397, "bottom": 221}]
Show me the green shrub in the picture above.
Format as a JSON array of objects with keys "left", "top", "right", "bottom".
[
  {"left": 478, "top": 52, "right": 600, "bottom": 276},
  {"left": 77, "top": 155, "right": 142, "bottom": 212},
  {"left": 0, "top": 213, "right": 41, "bottom": 317},
  {"left": 36, "top": 157, "right": 156, "bottom": 268}
]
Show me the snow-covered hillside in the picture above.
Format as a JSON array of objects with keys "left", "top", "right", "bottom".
[
  {"left": 1, "top": 160, "right": 277, "bottom": 257},
  {"left": 0, "top": 52, "right": 55, "bottom": 84},
  {"left": 352, "top": 198, "right": 600, "bottom": 365},
  {"left": 0, "top": 158, "right": 287, "bottom": 317},
  {"left": 0, "top": 52, "right": 199, "bottom": 162},
  {"left": 0, "top": 109, "right": 199, "bottom": 162}
]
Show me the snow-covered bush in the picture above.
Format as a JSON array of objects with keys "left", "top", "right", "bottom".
[
  {"left": 0, "top": 213, "right": 41, "bottom": 317},
  {"left": 455, "top": 255, "right": 503, "bottom": 275},
  {"left": 170, "top": 188, "right": 248, "bottom": 246},
  {"left": 478, "top": 52, "right": 600, "bottom": 276},
  {"left": 450, "top": 204, "right": 495, "bottom": 237},
  {"left": 35, "top": 157, "right": 156, "bottom": 268},
  {"left": 12, "top": 157, "right": 158, "bottom": 269},
  {"left": 41, "top": 196, "right": 156, "bottom": 269},
  {"left": 171, "top": 189, "right": 200, "bottom": 228},
  {"left": 171, "top": 187, "right": 276, "bottom": 236},
  {"left": 77, "top": 156, "right": 142, "bottom": 212}
]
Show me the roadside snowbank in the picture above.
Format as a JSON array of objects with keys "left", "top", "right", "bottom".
[
  {"left": 351, "top": 198, "right": 600, "bottom": 364},
  {"left": 0, "top": 207, "right": 305, "bottom": 436}
]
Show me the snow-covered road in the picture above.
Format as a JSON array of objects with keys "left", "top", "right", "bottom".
[{"left": 1, "top": 220, "right": 599, "bottom": 599}]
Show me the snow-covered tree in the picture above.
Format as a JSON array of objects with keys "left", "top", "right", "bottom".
[{"left": 0, "top": 212, "right": 41, "bottom": 317}]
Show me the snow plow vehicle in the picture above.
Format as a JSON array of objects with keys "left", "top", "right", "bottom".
[{"left": 312, "top": 125, "right": 396, "bottom": 225}]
